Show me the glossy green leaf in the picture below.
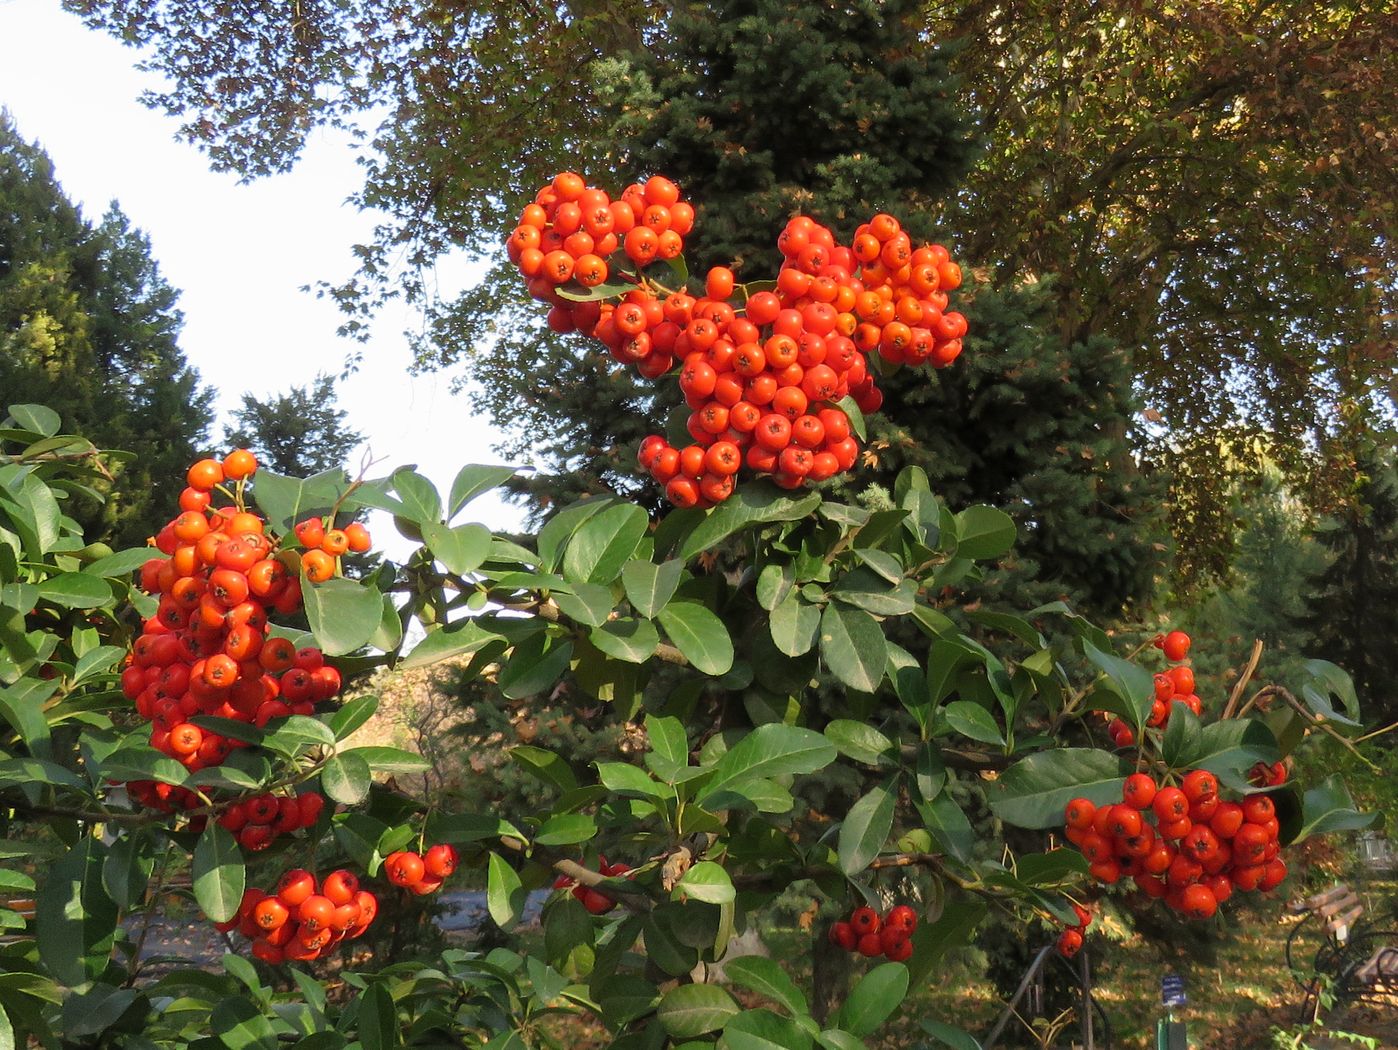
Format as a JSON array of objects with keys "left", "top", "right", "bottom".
[
  {"left": 824, "top": 720, "right": 895, "bottom": 766},
  {"left": 1292, "top": 774, "right": 1379, "bottom": 843},
  {"left": 645, "top": 714, "right": 690, "bottom": 782},
  {"left": 36, "top": 573, "right": 111, "bottom": 609},
  {"left": 623, "top": 558, "right": 684, "bottom": 618},
  {"left": 721, "top": 1010, "right": 813, "bottom": 1050},
  {"left": 675, "top": 861, "right": 735, "bottom": 904},
  {"left": 498, "top": 633, "right": 573, "bottom": 699},
  {"left": 341, "top": 746, "right": 430, "bottom": 775},
  {"left": 723, "top": 956, "right": 809, "bottom": 1018},
  {"left": 487, "top": 852, "right": 526, "bottom": 928},
  {"left": 563, "top": 503, "right": 649, "bottom": 584},
  {"left": 907, "top": 900, "right": 988, "bottom": 987},
  {"left": 657, "top": 602, "right": 733, "bottom": 675},
  {"left": 448, "top": 464, "right": 518, "bottom": 519},
  {"left": 677, "top": 486, "right": 822, "bottom": 562},
  {"left": 770, "top": 593, "right": 821, "bottom": 657},
  {"left": 320, "top": 750, "right": 372, "bottom": 804},
  {"left": 302, "top": 575, "right": 386, "bottom": 656},
  {"left": 839, "top": 780, "right": 897, "bottom": 875},
  {"left": 591, "top": 618, "right": 660, "bottom": 663},
  {"left": 1083, "top": 640, "right": 1154, "bottom": 731},
  {"left": 819, "top": 605, "right": 886, "bottom": 693},
  {"left": 837, "top": 963, "right": 908, "bottom": 1037},
  {"left": 8, "top": 404, "right": 61, "bottom": 436},
  {"left": 357, "top": 983, "right": 397, "bottom": 1050},
  {"left": 658, "top": 984, "right": 740, "bottom": 1039},
  {"left": 953, "top": 506, "right": 1016, "bottom": 560},
  {"left": 919, "top": 1020, "right": 982, "bottom": 1050},
  {"left": 422, "top": 521, "right": 492, "bottom": 575},
  {"left": 37, "top": 837, "right": 117, "bottom": 986},
  {"left": 943, "top": 701, "right": 1005, "bottom": 747},
  {"left": 193, "top": 824, "right": 245, "bottom": 924},
  {"left": 211, "top": 995, "right": 279, "bottom": 1050},
  {"left": 989, "top": 748, "right": 1128, "bottom": 829},
  {"left": 402, "top": 621, "right": 501, "bottom": 669},
  {"left": 699, "top": 724, "right": 836, "bottom": 804},
  {"left": 535, "top": 814, "right": 597, "bottom": 846},
  {"left": 328, "top": 694, "right": 379, "bottom": 740}
]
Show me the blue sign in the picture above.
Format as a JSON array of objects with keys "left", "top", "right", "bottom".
[{"left": 1161, "top": 973, "right": 1187, "bottom": 1007}]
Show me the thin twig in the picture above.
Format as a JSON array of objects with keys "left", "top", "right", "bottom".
[
  {"left": 125, "top": 841, "right": 174, "bottom": 988},
  {"left": 1223, "top": 639, "right": 1265, "bottom": 720}
]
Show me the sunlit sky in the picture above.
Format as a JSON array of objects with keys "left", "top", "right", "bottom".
[{"left": 0, "top": 0, "right": 526, "bottom": 554}]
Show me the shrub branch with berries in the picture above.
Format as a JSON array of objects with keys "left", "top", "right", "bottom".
[{"left": 0, "top": 178, "right": 1376, "bottom": 1050}]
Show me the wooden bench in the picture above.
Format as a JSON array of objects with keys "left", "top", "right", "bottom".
[{"left": 1287, "top": 883, "right": 1398, "bottom": 1007}]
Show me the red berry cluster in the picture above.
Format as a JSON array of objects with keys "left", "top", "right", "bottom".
[
  {"left": 293, "top": 516, "right": 372, "bottom": 584},
  {"left": 827, "top": 904, "right": 917, "bottom": 962},
  {"left": 1064, "top": 769, "right": 1287, "bottom": 921},
  {"left": 215, "top": 790, "right": 325, "bottom": 852},
  {"left": 1055, "top": 902, "right": 1093, "bottom": 958},
  {"left": 1106, "top": 629, "right": 1199, "bottom": 746},
  {"left": 509, "top": 172, "right": 969, "bottom": 509},
  {"left": 383, "top": 845, "right": 459, "bottom": 896},
  {"left": 552, "top": 856, "right": 633, "bottom": 914},
  {"left": 122, "top": 451, "right": 358, "bottom": 814},
  {"left": 217, "top": 868, "right": 379, "bottom": 964}
]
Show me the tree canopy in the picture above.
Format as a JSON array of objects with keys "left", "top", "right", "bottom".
[{"left": 0, "top": 110, "right": 213, "bottom": 546}]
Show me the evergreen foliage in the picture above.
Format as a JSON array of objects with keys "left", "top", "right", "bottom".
[
  {"left": 1296, "top": 446, "right": 1398, "bottom": 726},
  {"left": 223, "top": 373, "right": 365, "bottom": 477},
  {"left": 0, "top": 112, "right": 212, "bottom": 545}
]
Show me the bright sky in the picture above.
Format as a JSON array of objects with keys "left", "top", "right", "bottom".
[{"left": 0, "top": 0, "right": 527, "bottom": 555}]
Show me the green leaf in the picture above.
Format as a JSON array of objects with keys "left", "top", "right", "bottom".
[
  {"left": 328, "top": 694, "right": 379, "bottom": 740},
  {"left": 537, "top": 497, "right": 615, "bottom": 572},
  {"left": 837, "top": 962, "right": 908, "bottom": 1037},
  {"left": 8, "top": 404, "right": 61, "bottom": 436},
  {"left": 193, "top": 824, "right": 245, "bottom": 924},
  {"left": 563, "top": 503, "right": 649, "bottom": 584},
  {"left": 1191, "top": 719, "right": 1280, "bottom": 778},
  {"left": 1298, "top": 659, "right": 1363, "bottom": 727},
  {"left": 211, "top": 996, "right": 279, "bottom": 1050},
  {"left": 498, "top": 633, "right": 573, "bottom": 699},
  {"left": 248, "top": 468, "right": 350, "bottom": 536},
  {"left": 1292, "top": 774, "right": 1379, "bottom": 843},
  {"left": 535, "top": 814, "right": 597, "bottom": 846},
  {"left": 721, "top": 1010, "right": 814, "bottom": 1050},
  {"left": 1083, "top": 641, "right": 1154, "bottom": 731},
  {"left": 824, "top": 720, "right": 895, "bottom": 766},
  {"left": 357, "top": 983, "right": 397, "bottom": 1050},
  {"left": 422, "top": 521, "right": 492, "bottom": 575},
  {"left": 918, "top": 792, "right": 975, "bottom": 864},
  {"left": 699, "top": 724, "right": 836, "bottom": 804},
  {"left": 320, "top": 750, "right": 372, "bottom": 804},
  {"left": 675, "top": 861, "right": 735, "bottom": 904},
  {"left": 657, "top": 602, "right": 733, "bottom": 675},
  {"left": 303, "top": 575, "right": 386, "bottom": 656},
  {"left": 100, "top": 747, "right": 187, "bottom": 787},
  {"left": 1161, "top": 702, "right": 1202, "bottom": 768},
  {"left": 830, "top": 572, "right": 916, "bottom": 616},
  {"left": 918, "top": 1020, "right": 982, "bottom": 1050},
  {"left": 953, "top": 506, "right": 1016, "bottom": 560},
  {"left": 622, "top": 558, "right": 683, "bottom": 618},
  {"left": 73, "top": 645, "right": 124, "bottom": 683},
  {"left": 819, "top": 605, "right": 886, "bottom": 693},
  {"left": 84, "top": 547, "right": 160, "bottom": 578},
  {"left": 989, "top": 749, "right": 1128, "bottom": 829},
  {"left": 677, "top": 486, "right": 822, "bottom": 562},
  {"left": 645, "top": 714, "right": 690, "bottom": 782},
  {"left": 391, "top": 468, "right": 442, "bottom": 526},
  {"left": 756, "top": 562, "right": 795, "bottom": 611},
  {"left": 658, "top": 984, "right": 740, "bottom": 1039},
  {"left": 37, "top": 837, "right": 117, "bottom": 986},
  {"left": 448, "top": 464, "right": 518, "bottom": 519},
  {"left": 723, "top": 957, "right": 809, "bottom": 1018},
  {"left": 102, "top": 833, "right": 153, "bottom": 909},
  {"left": 906, "top": 900, "right": 988, "bottom": 988},
  {"left": 943, "top": 701, "right": 1005, "bottom": 746},
  {"left": 597, "top": 761, "right": 668, "bottom": 799},
  {"left": 770, "top": 593, "right": 821, "bottom": 657},
  {"left": 1015, "top": 850, "right": 1090, "bottom": 887},
  {"left": 402, "top": 621, "right": 502, "bottom": 669},
  {"left": 509, "top": 746, "right": 578, "bottom": 792},
  {"left": 597, "top": 975, "right": 659, "bottom": 1027},
  {"left": 815, "top": 1031, "right": 867, "bottom": 1050},
  {"left": 427, "top": 812, "right": 526, "bottom": 846},
  {"left": 591, "top": 618, "right": 660, "bottom": 663},
  {"left": 341, "top": 746, "right": 430, "bottom": 775},
  {"left": 36, "top": 572, "right": 112, "bottom": 609},
  {"left": 834, "top": 396, "right": 867, "bottom": 441},
  {"left": 838, "top": 780, "right": 897, "bottom": 875},
  {"left": 487, "top": 852, "right": 526, "bottom": 928}
]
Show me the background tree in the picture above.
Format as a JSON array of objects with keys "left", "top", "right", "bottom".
[
  {"left": 222, "top": 373, "right": 365, "bottom": 477},
  {"left": 0, "top": 111, "right": 212, "bottom": 546},
  {"left": 62, "top": 0, "right": 1398, "bottom": 587},
  {"left": 1293, "top": 444, "right": 1398, "bottom": 726}
]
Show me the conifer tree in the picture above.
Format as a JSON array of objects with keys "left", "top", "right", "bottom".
[
  {"left": 481, "top": 0, "right": 1163, "bottom": 617},
  {"left": 0, "top": 113, "right": 213, "bottom": 546},
  {"left": 1296, "top": 446, "right": 1398, "bottom": 725}
]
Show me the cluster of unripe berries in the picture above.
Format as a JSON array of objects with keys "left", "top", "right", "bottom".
[
  {"left": 122, "top": 451, "right": 366, "bottom": 818},
  {"left": 552, "top": 857, "right": 633, "bottom": 914},
  {"left": 509, "top": 172, "right": 968, "bottom": 509},
  {"left": 218, "top": 868, "right": 379, "bottom": 964},
  {"left": 827, "top": 904, "right": 918, "bottom": 962},
  {"left": 1107, "top": 629, "right": 1198, "bottom": 747},
  {"left": 215, "top": 790, "right": 325, "bottom": 853},
  {"left": 383, "top": 845, "right": 459, "bottom": 896},
  {"left": 1064, "top": 769, "right": 1287, "bottom": 921},
  {"left": 1055, "top": 902, "right": 1094, "bottom": 959}
]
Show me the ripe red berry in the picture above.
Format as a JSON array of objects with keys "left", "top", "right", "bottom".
[{"left": 849, "top": 907, "right": 881, "bottom": 936}]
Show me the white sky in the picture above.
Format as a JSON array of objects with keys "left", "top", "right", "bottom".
[{"left": 0, "top": 0, "right": 527, "bottom": 555}]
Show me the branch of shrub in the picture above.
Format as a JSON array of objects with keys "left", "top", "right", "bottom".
[{"left": 899, "top": 742, "right": 1011, "bottom": 773}]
